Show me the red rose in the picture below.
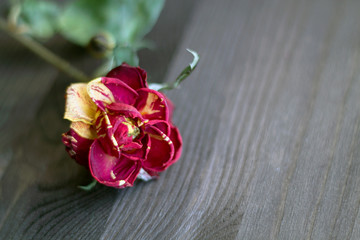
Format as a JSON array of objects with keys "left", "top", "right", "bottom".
[{"left": 62, "top": 63, "right": 182, "bottom": 188}]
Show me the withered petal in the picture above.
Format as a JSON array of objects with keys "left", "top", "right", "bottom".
[
  {"left": 135, "top": 88, "right": 169, "bottom": 121},
  {"left": 64, "top": 83, "right": 97, "bottom": 124},
  {"left": 89, "top": 140, "right": 141, "bottom": 188},
  {"left": 101, "top": 77, "right": 139, "bottom": 105},
  {"left": 62, "top": 129, "right": 94, "bottom": 167},
  {"left": 143, "top": 127, "right": 175, "bottom": 172},
  {"left": 106, "top": 63, "right": 148, "bottom": 90}
]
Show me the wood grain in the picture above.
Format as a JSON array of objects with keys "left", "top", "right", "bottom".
[{"left": 1, "top": 0, "right": 360, "bottom": 239}]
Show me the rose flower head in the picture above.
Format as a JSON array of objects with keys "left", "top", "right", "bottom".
[{"left": 62, "top": 63, "right": 182, "bottom": 188}]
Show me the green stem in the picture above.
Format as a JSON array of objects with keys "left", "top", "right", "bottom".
[
  {"left": 0, "top": 18, "right": 89, "bottom": 82},
  {"left": 78, "top": 179, "right": 97, "bottom": 191}
]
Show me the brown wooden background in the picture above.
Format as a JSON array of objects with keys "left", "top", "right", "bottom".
[{"left": 1, "top": 0, "right": 360, "bottom": 239}]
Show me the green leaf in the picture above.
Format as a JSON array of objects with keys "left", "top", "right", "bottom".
[
  {"left": 58, "top": 0, "right": 165, "bottom": 47},
  {"left": 172, "top": 49, "right": 199, "bottom": 86},
  {"left": 18, "top": 0, "right": 59, "bottom": 39},
  {"left": 149, "top": 49, "right": 199, "bottom": 91},
  {"left": 78, "top": 179, "right": 97, "bottom": 191}
]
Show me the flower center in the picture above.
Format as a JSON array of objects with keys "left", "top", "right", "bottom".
[{"left": 121, "top": 117, "right": 140, "bottom": 139}]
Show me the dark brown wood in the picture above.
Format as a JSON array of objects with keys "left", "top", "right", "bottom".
[{"left": 1, "top": 0, "right": 360, "bottom": 239}]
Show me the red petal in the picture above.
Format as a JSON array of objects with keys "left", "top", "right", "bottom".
[
  {"left": 164, "top": 95, "right": 175, "bottom": 121},
  {"left": 106, "top": 102, "right": 144, "bottom": 120},
  {"left": 122, "top": 141, "right": 142, "bottom": 151},
  {"left": 135, "top": 89, "right": 169, "bottom": 121},
  {"left": 168, "top": 126, "right": 183, "bottom": 165},
  {"left": 122, "top": 134, "right": 150, "bottom": 161},
  {"left": 101, "top": 77, "right": 139, "bottom": 105},
  {"left": 94, "top": 112, "right": 121, "bottom": 158},
  {"left": 143, "top": 128, "right": 175, "bottom": 172},
  {"left": 62, "top": 129, "right": 93, "bottom": 167},
  {"left": 147, "top": 120, "right": 171, "bottom": 135},
  {"left": 111, "top": 116, "right": 137, "bottom": 146},
  {"left": 106, "top": 63, "right": 148, "bottom": 90},
  {"left": 89, "top": 140, "right": 141, "bottom": 188}
]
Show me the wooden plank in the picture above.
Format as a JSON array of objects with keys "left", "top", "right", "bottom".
[
  {"left": 1, "top": 0, "right": 360, "bottom": 239},
  {"left": 0, "top": 35, "right": 114, "bottom": 239},
  {"left": 138, "top": 0, "right": 199, "bottom": 83},
  {"left": 101, "top": 0, "right": 360, "bottom": 239}
]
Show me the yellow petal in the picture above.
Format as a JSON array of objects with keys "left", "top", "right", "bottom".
[
  {"left": 87, "top": 78, "right": 115, "bottom": 106},
  {"left": 139, "top": 92, "right": 161, "bottom": 116},
  {"left": 64, "top": 83, "right": 97, "bottom": 124},
  {"left": 71, "top": 121, "right": 97, "bottom": 140}
]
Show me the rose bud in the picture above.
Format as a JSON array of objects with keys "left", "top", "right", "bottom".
[{"left": 87, "top": 32, "right": 116, "bottom": 58}]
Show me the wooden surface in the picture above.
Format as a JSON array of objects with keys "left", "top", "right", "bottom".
[{"left": 1, "top": 0, "right": 360, "bottom": 239}]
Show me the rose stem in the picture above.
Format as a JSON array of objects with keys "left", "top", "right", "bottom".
[{"left": 0, "top": 18, "right": 89, "bottom": 82}]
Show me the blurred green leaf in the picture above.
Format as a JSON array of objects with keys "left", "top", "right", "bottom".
[
  {"left": 133, "top": 39, "right": 156, "bottom": 51},
  {"left": 58, "top": 0, "right": 165, "bottom": 47},
  {"left": 18, "top": 0, "right": 59, "bottom": 39}
]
